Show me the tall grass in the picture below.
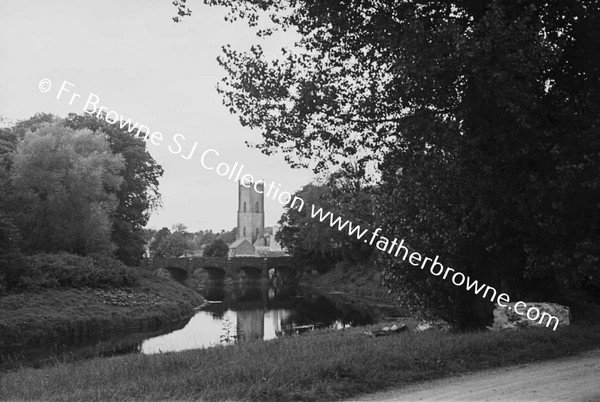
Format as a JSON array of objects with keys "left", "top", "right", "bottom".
[{"left": 2, "top": 321, "right": 599, "bottom": 401}]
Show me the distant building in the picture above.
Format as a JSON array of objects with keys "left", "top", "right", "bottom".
[
  {"left": 228, "top": 238, "right": 256, "bottom": 258},
  {"left": 229, "top": 179, "right": 287, "bottom": 258},
  {"left": 237, "top": 179, "right": 265, "bottom": 244}
]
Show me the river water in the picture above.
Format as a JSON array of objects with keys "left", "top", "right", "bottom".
[
  {"left": 1, "top": 284, "right": 379, "bottom": 370},
  {"left": 142, "top": 283, "right": 376, "bottom": 353}
]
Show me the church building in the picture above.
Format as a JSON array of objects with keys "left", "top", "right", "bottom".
[
  {"left": 237, "top": 179, "right": 265, "bottom": 244},
  {"left": 228, "top": 179, "right": 286, "bottom": 258}
]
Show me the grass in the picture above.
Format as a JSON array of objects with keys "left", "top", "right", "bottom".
[
  {"left": 0, "top": 269, "right": 204, "bottom": 351},
  {"left": 1, "top": 319, "right": 599, "bottom": 401}
]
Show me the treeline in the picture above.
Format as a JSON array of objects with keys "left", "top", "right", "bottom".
[
  {"left": 145, "top": 224, "right": 236, "bottom": 258},
  {"left": 0, "top": 113, "right": 163, "bottom": 292}
]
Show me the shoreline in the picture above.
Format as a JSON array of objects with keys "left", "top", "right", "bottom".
[{"left": 0, "top": 270, "right": 204, "bottom": 364}]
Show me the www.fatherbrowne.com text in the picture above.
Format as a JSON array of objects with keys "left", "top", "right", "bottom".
[{"left": 304, "top": 203, "right": 560, "bottom": 330}]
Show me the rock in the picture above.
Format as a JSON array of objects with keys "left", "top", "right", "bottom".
[
  {"left": 416, "top": 319, "right": 451, "bottom": 332},
  {"left": 365, "top": 323, "right": 408, "bottom": 337},
  {"left": 390, "top": 324, "right": 408, "bottom": 333},
  {"left": 490, "top": 302, "right": 570, "bottom": 331},
  {"left": 416, "top": 322, "right": 433, "bottom": 332}
]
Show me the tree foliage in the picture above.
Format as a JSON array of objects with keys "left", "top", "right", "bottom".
[
  {"left": 149, "top": 225, "right": 195, "bottom": 258},
  {"left": 277, "top": 168, "right": 375, "bottom": 267},
  {"left": 9, "top": 122, "right": 124, "bottom": 255},
  {"left": 0, "top": 113, "right": 163, "bottom": 266},
  {"left": 184, "top": 0, "right": 600, "bottom": 327},
  {"left": 64, "top": 113, "right": 163, "bottom": 266},
  {"left": 203, "top": 238, "right": 229, "bottom": 257}
]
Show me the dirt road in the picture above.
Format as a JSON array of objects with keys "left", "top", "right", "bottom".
[{"left": 351, "top": 349, "right": 600, "bottom": 401}]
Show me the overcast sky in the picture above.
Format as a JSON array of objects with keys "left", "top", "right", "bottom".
[{"left": 0, "top": 0, "right": 313, "bottom": 232}]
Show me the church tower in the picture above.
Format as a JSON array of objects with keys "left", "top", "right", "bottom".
[{"left": 237, "top": 179, "right": 265, "bottom": 244}]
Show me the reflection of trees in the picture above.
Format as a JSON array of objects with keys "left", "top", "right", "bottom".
[
  {"left": 277, "top": 290, "right": 375, "bottom": 336},
  {"left": 200, "top": 286, "right": 227, "bottom": 318},
  {"left": 199, "top": 284, "right": 376, "bottom": 337}
]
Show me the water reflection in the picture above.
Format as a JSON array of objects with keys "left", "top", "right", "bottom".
[{"left": 141, "top": 283, "right": 374, "bottom": 354}]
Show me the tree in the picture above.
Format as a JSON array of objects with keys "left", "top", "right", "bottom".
[
  {"left": 0, "top": 123, "right": 25, "bottom": 291},
  {"left": 155, "top": 231, "right": 189, "bottom": 257},
  {"left": 172, "top": 223, "right": 189, "bottom": 233},
  {"left": 10, "top": 121, "right": 124, "bottom": 255},
  {"left": 149, "top": 225, "right": 193, "bottom": 258},
  {"left": 203, "top": 238, "right": 229, "bottom": 257},
  {"left": 149, "top": 227, "right": 171, "bottom": 257},
  {"left": 217, "top": 227, "right": 237, "bottom": 245},
  {"left": 64, "top": 113, "right": 163, "bottom": 266},
  {"left": 141, "top": 228, "right": 157, "bottom": 244},
  {"left": 277, "top": 171, "right": 375, "bottom": 267},
  {"left": 0, "top": 213, "right": 25, "bottom": 291},
  {"left": 181, "top": 0, "right": 600, "bottom": 327}
]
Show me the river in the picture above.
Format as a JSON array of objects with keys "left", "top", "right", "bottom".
[
  {"left": 1, "top": 283, "right": 381, "bottom": 370},
  {"left": 143, "top": 283, "right": 376, "bottom": 353}
]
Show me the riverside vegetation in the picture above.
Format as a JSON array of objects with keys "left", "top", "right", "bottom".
[{"left": 0, "top": 253, "right": 203, "bottom": 366}]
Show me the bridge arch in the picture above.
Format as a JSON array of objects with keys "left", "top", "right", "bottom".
[
  {"left": 238, "top": 265, "right": 262, "bottom": 280},
  {"left": 163, "top": 266, "right": 188, "bottom": 281},
  {"left": 193, "top": 266, "right": 226, "bottom": 281}
]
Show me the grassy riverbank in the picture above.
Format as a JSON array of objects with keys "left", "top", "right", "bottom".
[
  {"left": 0, "top": 269, "right": 203, "bottom": 352},
  {"left": 2, "top": 319, "right": 599, "bottom": 401}
]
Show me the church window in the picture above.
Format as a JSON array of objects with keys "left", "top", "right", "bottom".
[
  {"left": 243, "top": 227, "right": 246, "bottom": 237},
  {"left": 243, "top": 201, "right": 246, "bottom": 212},
  {"left": 255, "top": 201, "right": 259, "bottom": 212},
  {"left": 256, "top": 227, "right": 259, "bottom": 239}
]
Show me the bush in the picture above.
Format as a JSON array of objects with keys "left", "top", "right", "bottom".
[
  {"left": 203, "top": 239, "right": 229, "bottom": 257},
  {"left": 0, "top": 214, "right": 28, "bottom": 291},
  {"left": 20, "top": 253, "right": 138, "bottom": 290}
]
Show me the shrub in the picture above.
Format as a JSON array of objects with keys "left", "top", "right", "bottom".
[
  {"left": 0, "top": 214, "right": 28, "bottom": 290},
  {"left": 203, "top": 238, "right": 229, "bottom": 257},
  {"left": 21, "top": 253, "right": 138, "bottom": 290}
]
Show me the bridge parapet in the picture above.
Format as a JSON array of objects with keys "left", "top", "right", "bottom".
[{"left": 141, "top": 256, "right": 298, "bottom": 280}]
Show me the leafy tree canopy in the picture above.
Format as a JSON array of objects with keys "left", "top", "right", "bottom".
[
  {"left": 10, "top": 121, "right": 124, "bottom": 255},
  {"left": 64, "top": 113, "right": 163, "bottom": 265},
  {"left": 203, "top": 238, "right": 229, "bottom": 257},
  {"left": 1, "top": 113, "right": 163, "bottom": 266},
  {"left": 277, "top": 167, "right": 375, "bottom": 267}
]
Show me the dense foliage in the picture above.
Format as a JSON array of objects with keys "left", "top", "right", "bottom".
[
  {"left": 0, "top": 113, "right": 163, "bottom": 268},
  {"left": 276, "top": 168, "right": 375, "bottom": 268},
  {"left": 0, "top": 113, "right": 163, "bottom": 292},
  {"left": 149, "top": 225, "right": 236, "bottom": 257},
  {"left": 182, "top": 0, "right": 600, "bottom": 327},
  {"left": 64, "top": 113, "right": 163, "bottom": 266},
  {"left": 10, "top": 121, "right": 124, "bottom": 255},
  {"left": 203, "top": 238, "right": 229, "bottom": 257},
  {"left": 19, "top": 253, "right": 138, "bottom": 290}
]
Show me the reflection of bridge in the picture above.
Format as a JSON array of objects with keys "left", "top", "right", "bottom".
[{"left": 141, "top": 256, "right": 297, "bottom": 281}]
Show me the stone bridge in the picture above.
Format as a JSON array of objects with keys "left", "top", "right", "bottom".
[{"left": 141, "top": 256, "right": 298, "bottom": 282}]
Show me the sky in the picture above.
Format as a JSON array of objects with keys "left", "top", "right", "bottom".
[{"left": 0, "top": 0, "right": 313, "bottom": 232}]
